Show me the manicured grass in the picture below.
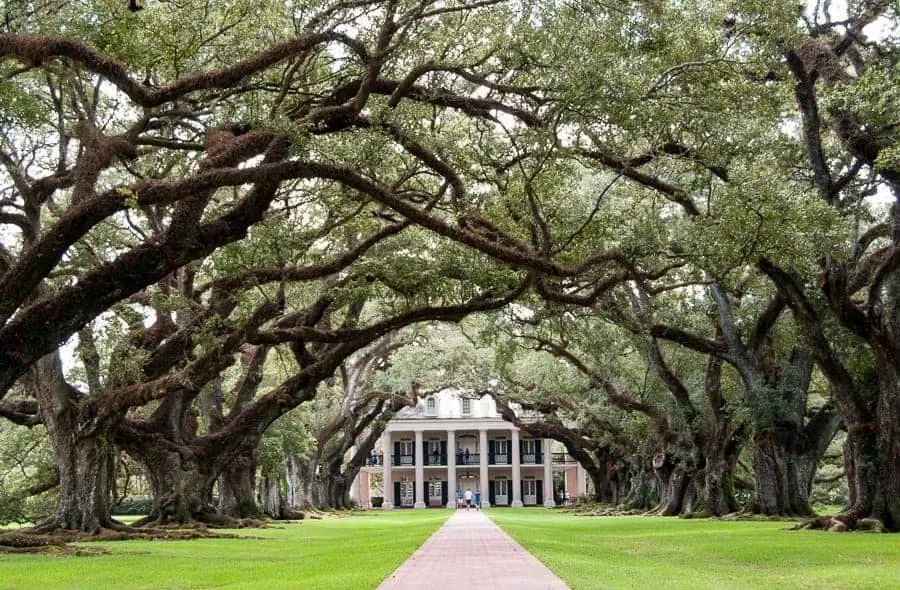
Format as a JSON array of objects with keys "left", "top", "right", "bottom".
[
  {"left": 489, "top": 509, "right": 900, "bottom": 590},
  {"left": 0, "top": 510, "right": 450, "bottom": 590}
]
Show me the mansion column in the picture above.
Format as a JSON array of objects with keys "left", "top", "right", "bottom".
[
  {"left": 479, "top": 429, "right": 489, "bottom": 508},
  {"left": 447, "top": 430, "right": 457, "bottom": 508},
  {"left": 511, "top": 428, "right": 522, "bottom": 507},
  {"left": 542, "top": 438, "right": 555, "bottom": 507},
  {"left": 382, "top": 431, "right": 393, "bottom": 510},
  {"left": 414, "top": 430, "right": 425, "bottom": 509}
]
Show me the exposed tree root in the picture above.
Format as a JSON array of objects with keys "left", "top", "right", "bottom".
[
  {"left": 716, "top": 511, "right": 800, "bottom": 522},
  {"left": 0, "top": 531, "right": 72, "bottom": 553},
  {"left": 131, "top": 508, "right": 270, "bottom": 530},
  {"left": 0, "top": 519, "right": 250, "bottom": 553},
  {"left": 558, "top": 502, "right": 649, "bottom": 517},
  {"left": 791, "top": 514, "right": 888, "bottom": 533}
]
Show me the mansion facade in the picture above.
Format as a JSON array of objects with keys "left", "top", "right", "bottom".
[{"left": 353, "top": 391, "right": 586, "bottom": 509}]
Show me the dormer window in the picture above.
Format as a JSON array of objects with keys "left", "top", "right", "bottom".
[
  {"left": 461, "top": 397, "right": 472, "bottom": 416},
  {"left": 426, "top": 397, "right": 436, "bottom": 416}
]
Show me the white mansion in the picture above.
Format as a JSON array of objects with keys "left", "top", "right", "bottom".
[{"left": 353, "top": 391, "right": 586, "bottom": 509}]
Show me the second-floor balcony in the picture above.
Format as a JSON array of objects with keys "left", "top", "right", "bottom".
[
  {"left": 454, "top": 452, "right": 480, "bottom": 466},
  {"left": 425, "top": 453, "right": 447, "bottom": 466},
  {"left": 392, "top": 454, "right": 415, "bottom": 466},
  {"left": 521, "top": 452, "right": 544, "bottom": 464},
  {"left": 488, "top": 451, "right": 545, "bottom": 465},
  {"left": 552, "top": 452, "right": 576, "bottom": 464},
  {"left": 489, "top": 453, "right": 509, "bottom": 465}
]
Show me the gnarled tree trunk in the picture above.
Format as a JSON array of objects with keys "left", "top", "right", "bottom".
[
  {"left": 217, "top": 451, "right": 258, "bottom": 517},
  {"left": 650, "top": 452, "right": 693, "bottom": 516},
  {"left": 873, "top": 352, "right": 900, "bottom": 529},
  {"left": 748, "top": 429, "right": 815, "bottom": 516},
  {"left": 29, "top": 354, "right": 119, "bottom": 533},
  {"left": 698, "top": 429, "right": 743, "bottom": 516},
  {"left": 622, "top": 457, "right": 658, "bottom": 511},
  {"left": 131, "top": 445, "right": 212, "bottom": 525}
]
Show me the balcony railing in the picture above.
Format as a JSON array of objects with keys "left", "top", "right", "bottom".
[
  {"left": 365, "top": 454, "right": 384, "bottom": 466},
  {"left": 521, "top": 452, "right": 543, "bottom": 464},
  {"left": 489, "top": 453, "right": 509, "bottom": 465},
  {"left": 424, "top": 453, "right": 447, "bottom": 466},
  {"left": 552, "top": 452, "right": 576, "bottom": 464},
  {"left": 455, "top": 453, "right": 480, "bottom": 466},
  {"left": 392, "top": 454, "right": 415, "bottom": 466}
]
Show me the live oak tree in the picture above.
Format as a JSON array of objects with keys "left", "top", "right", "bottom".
[
  {"left": 0, "top": 0, "right": 562, "bottom": 532},
  {"left": 491, "top": 344, "right": 642, "bottom": 507},
  {"left": 750, "top": 2, "right": 900, "bottom": 530},
  {"left": 283, "top": 333, "right": 411, "bottom": 512},
  {"left": 650, "top": 280, "right": 841, "bottom": 516}
]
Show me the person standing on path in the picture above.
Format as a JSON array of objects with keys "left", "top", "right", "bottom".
[
  {"left": 474, "top": 489, "right": 481, "bottom": 510},
  {"left": 464, "top": 488, "right": 473, "bottom": 510}
]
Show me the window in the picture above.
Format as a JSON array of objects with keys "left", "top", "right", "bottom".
[
  {"left": 461, "top": 397, "right": 472, "bottom": 415},
  {"left": 398, "top": 439, "right": 414, "bottom": 465},
  {"left": 495, "top": 479, "right": 509, "bottom": 496},
  {"left": 428, "top": 480, "right": 442, "bottom": 498},
  {"left": 522, "top": 439, "right": 537, "bottom": 463},
  {"left": 425, "top": 397, "right": 436, "bottom": 416},
  {"left": 428, "top": 440, "right": 442, "bottom": 465},
  {"left": 523, "top": 480, "right": 537, "bottom": 496},
  {"left": 494, "top": 439, "right": 508, "bottom": 464}
]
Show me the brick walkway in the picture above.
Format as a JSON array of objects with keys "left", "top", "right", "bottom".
[{"left": 377, "top": 509, "right": 569, "bottom": 590}]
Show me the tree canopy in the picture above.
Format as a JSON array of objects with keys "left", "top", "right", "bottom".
[{"left": 0, "top": 0, "right": 898, "bottom": 538}]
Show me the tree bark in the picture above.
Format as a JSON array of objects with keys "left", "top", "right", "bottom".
[
  {"left": 621, "top": 458, "right": 658, "bottom": 511},
  {"left": 131, "top": 445, "right": 212, "bottom": 525},
  {"left": 285, "top": 455, "right": 301, "bottom": 508},
  {"left": 259, "top": 471, "right": 283, "bottom": 518},
  {"left": 748, "top": 429, "right": 814, "bottom": 516},
  {"left": 873, "top": 352, "right": 900, "bottom": 529},
  {"left": 650, "top": 452, "right": 693, "bottom": 516},
  {"left": 28, "top": 354, "right": 118, "bottom": 532},
  {"left": 217, "top": 452, "right": 258, "bottom": 517},
  {"left": 697, "top": 428, "right": 742, "bottom": 516}
]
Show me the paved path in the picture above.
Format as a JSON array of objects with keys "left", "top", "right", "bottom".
[{"left": 377, "top": 509, "right": 569, "bottom": 590}]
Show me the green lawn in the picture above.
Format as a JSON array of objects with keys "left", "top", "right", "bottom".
[
  {"left": 489, "top": 509, "right": 900, "bottom": 590},
  {"left": 0, "top": 510, "right": 450, "bottom": 590}
]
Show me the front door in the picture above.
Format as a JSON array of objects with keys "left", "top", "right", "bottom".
[
  {"left": 428, "top": 480, "right": 443, "bottom": 506},
  {"left": 458, "top": 475, "right": 479, "bottom": 503},
  {"left": 400, "top": 481, "right": 414, "bottom": 507}
]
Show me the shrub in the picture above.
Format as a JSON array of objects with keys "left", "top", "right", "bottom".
[{"left": 112, "top": 497, "right": 153, "bottom": 516}]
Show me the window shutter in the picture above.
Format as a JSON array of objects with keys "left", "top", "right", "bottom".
[
  {"left": 489, "top": 480, "right": 495, "bottom": 506},
  {"left": 393, "top": 442, "right": 400, "bottom": 465},
  {"left": 441, "top": 481, "right": 448, "bottom": 506},
  {"left": 393, "top": 482, "right": 400, "bottom": 506},
  {"left": 537, "top": 480, "right": 543, "bottom": 505},
  {"left": 489, "top": 440, "right": 495, "bottom": 464}
]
